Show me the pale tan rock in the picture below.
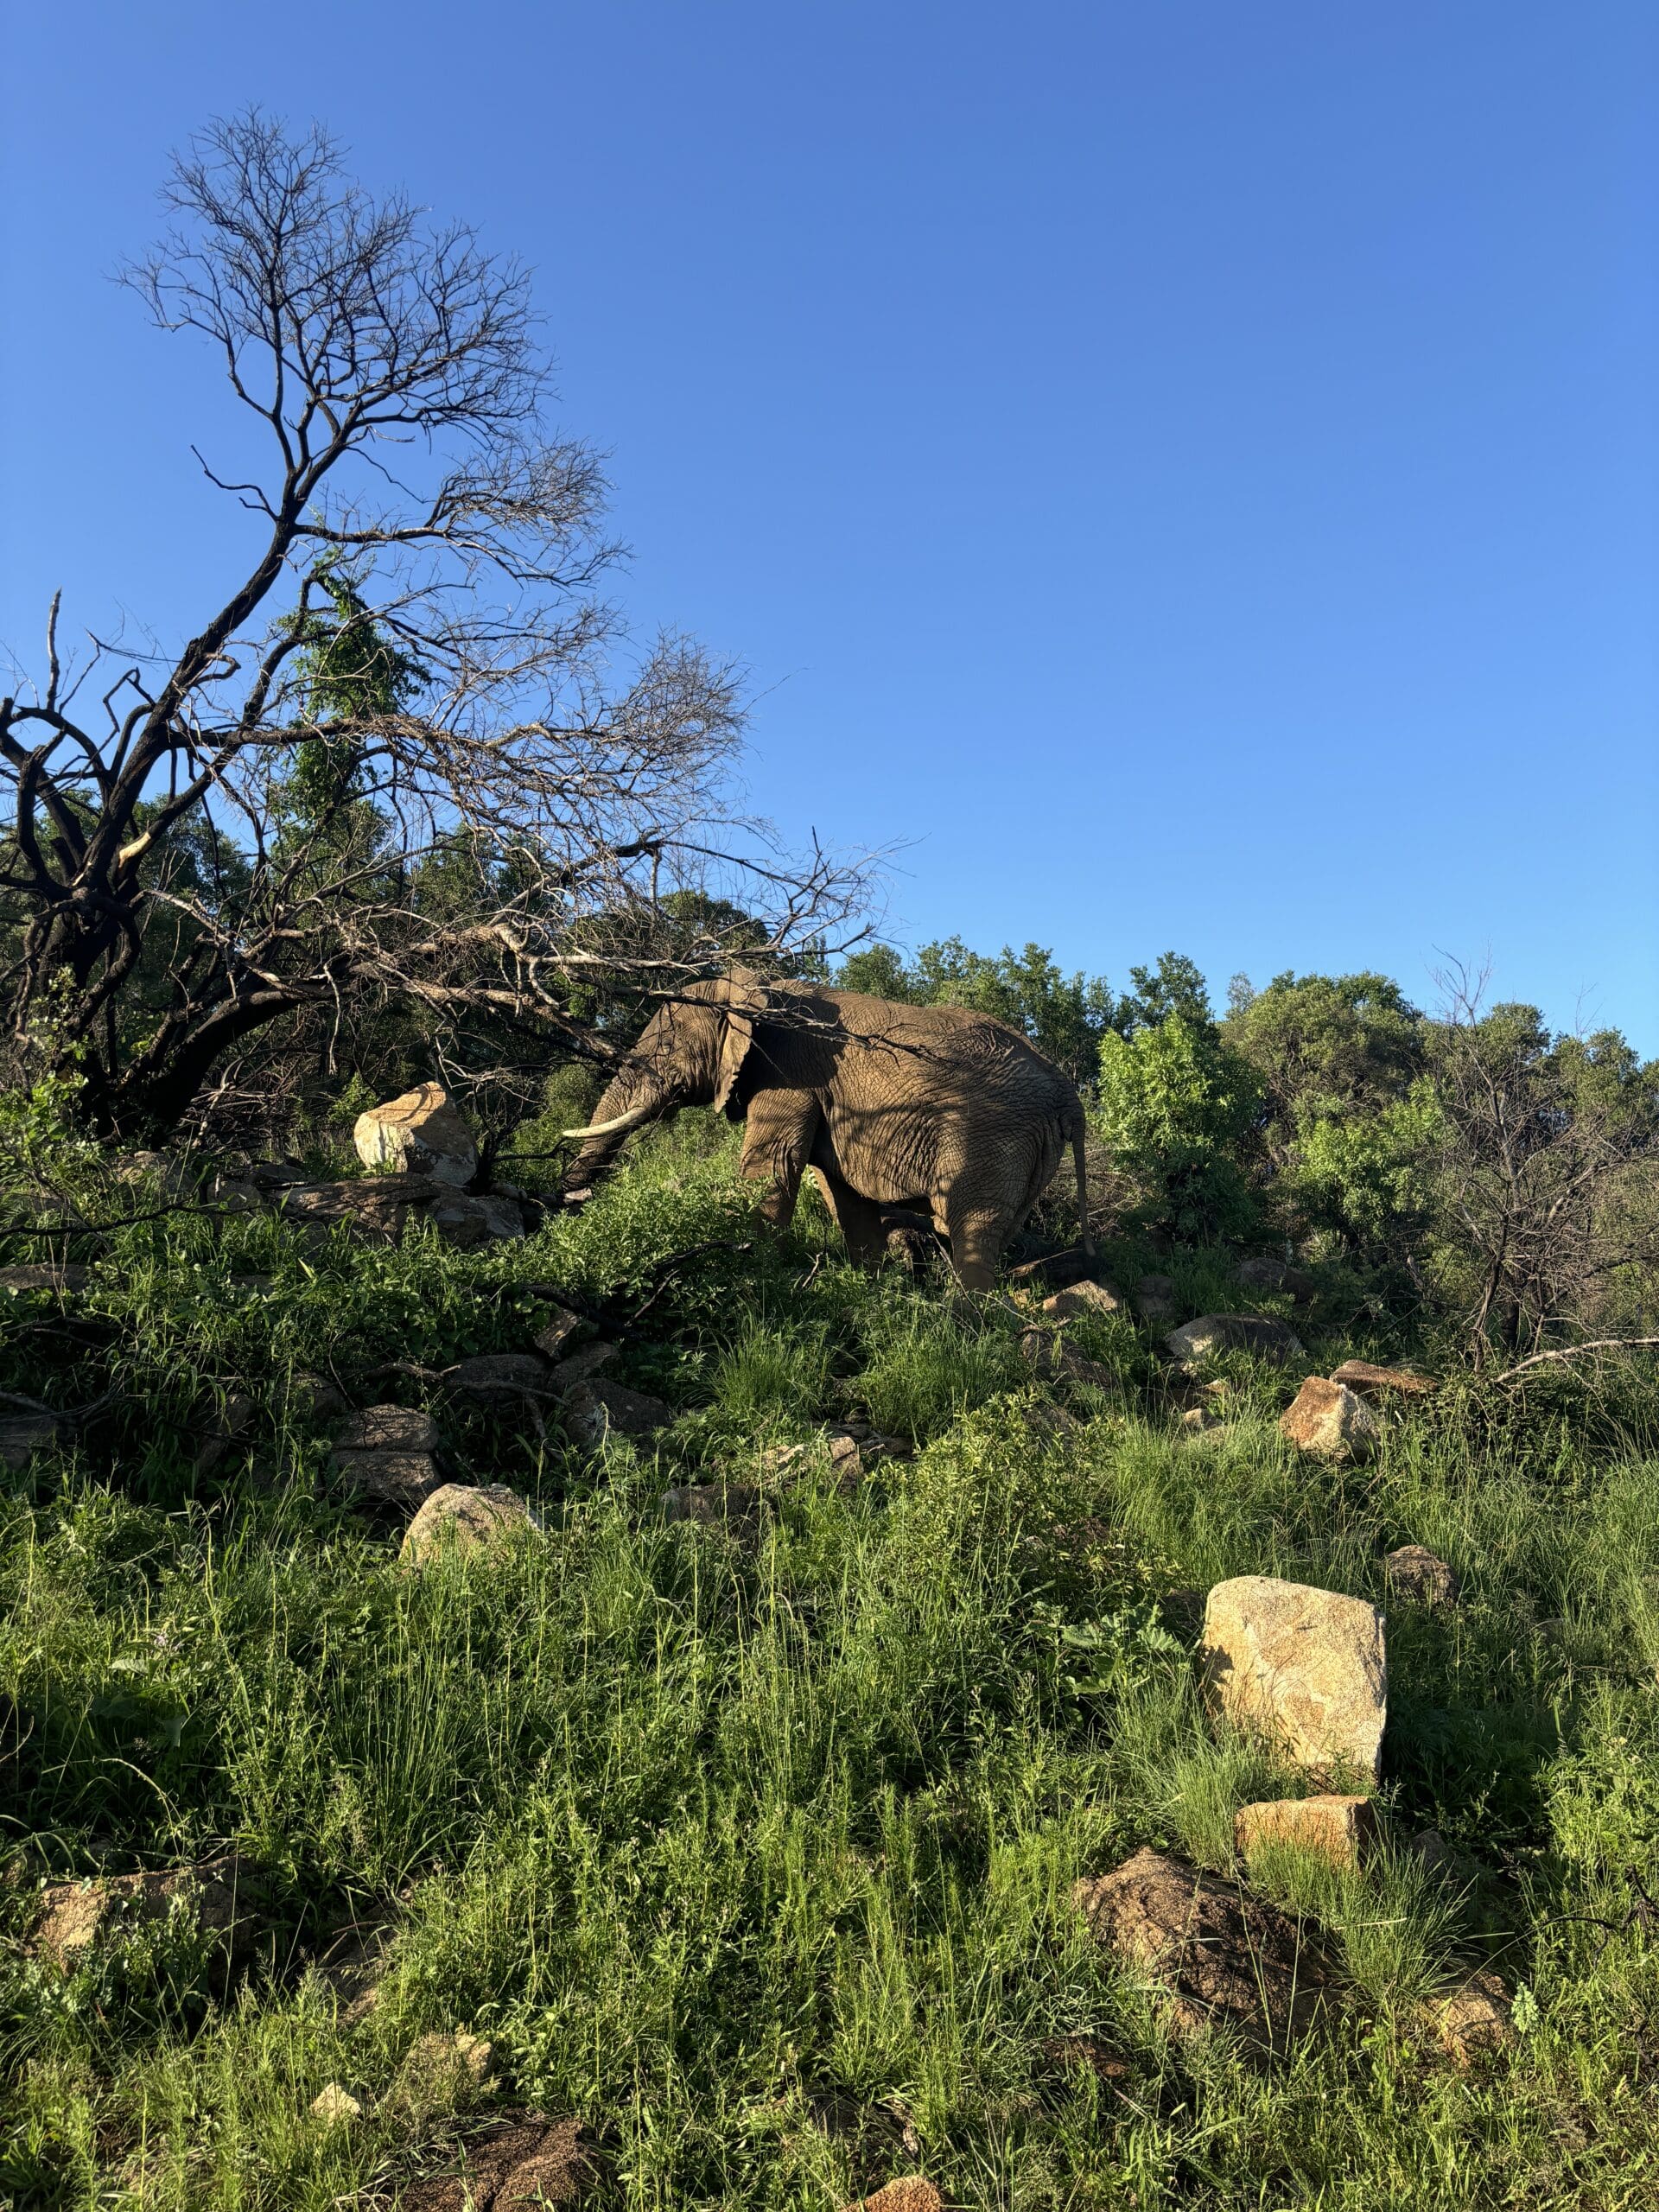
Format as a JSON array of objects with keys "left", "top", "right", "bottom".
[
  {"left": 310, "top": 2082, "right": 360, "bottom": 2125},
  {"left": 1384, "top": 1544, "right": 1459, "bottom": 1607},
  {"left": 353, "top": 1083, "right": 477, "bottom": 1185},
  {"left": 1042, "top": 1280, "right": 1124, "bottom": 1321},
  {"left": 1330, "top": 1358, "right": 1437, "bottom": 1400},
  {"left": 1201, "top": 1576, "right": 1388, "bottom": 1783},
  {"left": 1279, "top": 1376, "right": 1381, "bottom": 1464},
  {"left": 1167, "top": 1313, "right": 1305, "bottom": 1365},
  {"left": 400, "top": 1484, "right": 537, "bottom": 1567},
  {"left": 1234, "top": 1793, "right": 1379, "bottom": 1871},
  {"left": 1072, "top": 1846, "right": 1332, "bottom": 2045},
  {"left": 1425, "top": 1972, "right": 1513, "bottom": 2063}
]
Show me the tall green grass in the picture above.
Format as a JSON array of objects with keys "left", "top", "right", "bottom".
[{"left": 3, "top": 1122, "right": 1659, "bottom": 2207}]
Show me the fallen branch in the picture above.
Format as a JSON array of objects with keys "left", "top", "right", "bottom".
[{"left": 1491, "top": 1337, "right": 1659, "bottom": 1386}]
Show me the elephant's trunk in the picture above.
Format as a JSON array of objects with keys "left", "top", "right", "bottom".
[{"left": 561, "top": 1065, "right": 675, "bottom": 1191}]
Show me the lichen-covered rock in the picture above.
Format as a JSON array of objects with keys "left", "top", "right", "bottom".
[
  {"left": 400, "top": 1484, "right": 537, "bottom": 1567},
  {"left": 1234, "top": 1794, "right": 1379, "bottom": 1871},
  {"left": 1072, "top": 1846, "right": 1333, "bottom": 2045},
  {"left": 1166, "top": 1313, "right": 1305, "bottom": 1366},
  {"left": 1201, "top": 1575, "right": 1388, "bottom": 1783},
  {"left": 310, "top": 2083, "right": 360, "bottom": 2125},
  {"left": 1330, "top": 1358, "right": 1437, "bottom": 1400},
  {"left": 1384, "top": 1544, "right": 1460, "bottom": 1607},
  {"left": 353, "top": 1083, "right": 477, "bottom": 1185},
  {"left": 34, "top": 1853, "right": 251, "bottom": 1967},
  {"left": 1279, "top": 1376, "right": 1382, "bottom": 1464}
]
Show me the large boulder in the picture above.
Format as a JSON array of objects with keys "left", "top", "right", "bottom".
[
  {"left": 353, "top": 1083, "right": 477, "bottom": 1186},
  {"left": 1200, "top": 1575, "right": 1388, "bottom": 1783},
  {"left": 1166, "top": 1313, "right": 1305, "bottom": 1366},
  {"left": 1278, "top": 1376, "right": 1381, "bottom": 1464},
  {"left": 400, "top": 1483, "right": 537, "bottom": 1568},
  {"left": 1072, "top": 1846, "right": 1333, "bottom": 2045}
]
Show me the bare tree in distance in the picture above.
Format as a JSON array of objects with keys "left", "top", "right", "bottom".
[
  {"left": 0, "top": 111, "right": 869, "bottom": 1140},
  {"left": 1426, "top": 959, "right": 1659, "bottom": 1366}
]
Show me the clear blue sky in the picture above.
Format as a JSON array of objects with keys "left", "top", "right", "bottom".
[{"left": 3, "top": 2, "right": 1655, "bottom": 1046}]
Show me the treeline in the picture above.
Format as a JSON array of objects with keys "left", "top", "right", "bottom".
[{"left": 835, "top": 939, "right": 1659, "bottom": 1367}]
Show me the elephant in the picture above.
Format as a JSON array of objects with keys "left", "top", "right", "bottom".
[{"left": 561, "top": 974, "right": 1093, "bottom": 1292}]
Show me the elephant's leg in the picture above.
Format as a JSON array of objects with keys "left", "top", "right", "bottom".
[
  {"left": 808, "top": 1160, "right": 889, "bottom": 1269},
  {"left": 738, "top": 1089, "right": 819, "bottom": 1227},
  {"left": 938, "top": 1191, "right": 1012, "bottom": 1294}
]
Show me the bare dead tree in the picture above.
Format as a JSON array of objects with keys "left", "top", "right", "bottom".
[
  {"left": 1425, "top": 964, "right": 1659, "bottom": 1366},
  {"left": 0, "top": 112, "right": 868, "bottom": 1140}
]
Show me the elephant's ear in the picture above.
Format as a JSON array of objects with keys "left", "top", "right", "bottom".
[{"left": 712, "top": 1001, "right": 757, "bottom": 1116}]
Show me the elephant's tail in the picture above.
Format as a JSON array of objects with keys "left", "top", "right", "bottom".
[{"left": 1071, "top": 1116, "right": 1094, "bottom": 1261}]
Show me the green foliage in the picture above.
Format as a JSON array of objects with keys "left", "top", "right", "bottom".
[{"left": 1095, "top": 1011, "right": 1262, "bottom": 1242}]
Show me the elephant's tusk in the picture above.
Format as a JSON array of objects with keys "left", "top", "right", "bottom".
[{"left": 562, "top": 1102, "right": 656, "bottom": 1141}]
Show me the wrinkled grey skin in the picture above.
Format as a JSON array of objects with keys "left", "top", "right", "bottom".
[{"left": 564, "top": 976, "right": 1092, "bottom": 1292}]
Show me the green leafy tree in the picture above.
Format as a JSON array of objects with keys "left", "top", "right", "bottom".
[
  {"left": 837, "top": 937, "right": 1114, "bottom": 1082},
  {"left": 1095, "top": 988, "right": 1262, "bottom": 1242},
  {"left": 1228, "top": 970, "right": 1429, "bottom": 1249}
]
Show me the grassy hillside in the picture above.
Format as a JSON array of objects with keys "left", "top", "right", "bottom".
[{"left": 4, "top": 1119, "right": 1659, "bottom": 2209}]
